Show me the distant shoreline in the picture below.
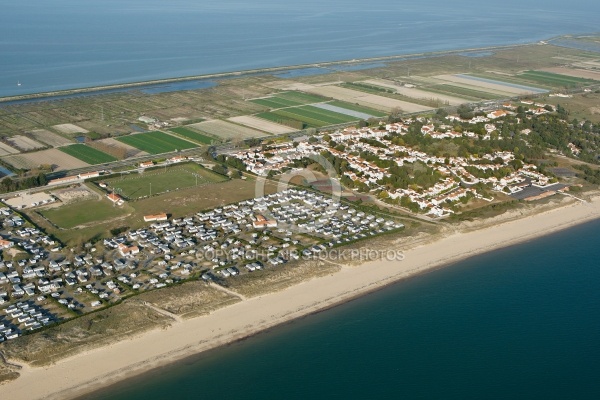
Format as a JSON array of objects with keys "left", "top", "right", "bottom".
[
  {"left": 0, "top": 40, "right": 540, "bottom": 104},
  {"left": 3, "top": 194, "right": 600, "bottom": 400}
]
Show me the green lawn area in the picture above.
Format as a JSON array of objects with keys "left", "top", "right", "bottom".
[
  {"left": 40, "top": 198, "right": 130, "bottom": 229},
  {"left": 104, "top": 163, "right": 227, "bottom": 199},
  {"left": 59, "top": 144, "right": 117, "bottom": 164},
  {"left": 169, "top": 127, "right": 215, "bottom": 144},
  {"left": 328, "top": 101, "right": 388, "bottom": 117},
  {"left": 116, "top": 131, "right": 197, "bottom": 154}
]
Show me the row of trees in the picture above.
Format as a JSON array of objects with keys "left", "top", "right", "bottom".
[{"left": 0, "top": 173, "right": 48, "bottom": 194}]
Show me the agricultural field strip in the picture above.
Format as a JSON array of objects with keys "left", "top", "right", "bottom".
[
  {"left": 304, "top": 85, "right": 433, "bottom": 113},
  {"left": 261, "top": 109, "right": 327, "bottom": 128},
  {"left": 539, "top": 67, "right": 600, "bottom": 81},
  {"left": 417, "top": 75, "right": 517, "bottom": 97},
  {"left": 455, "top": 74, "right": 548, "bottom": 93},
  {"left": 284, "top": 105, "right": 358, "bottom": 123},
  {"left": 116, "top": 131, "right": 198, "bottom": 154},
  {"left": 188, "top": 120, "right": 267, "bottom": 139},
  {"left": 311, "top": 103, "right": 375, "bottom": 120},
  {"left": 362, "top": 79, "right": 470, "bottom": 106},
  {"left": 7, "top": 135, "right": 46, "bottom": 150},
  {"left": 252, "top": 89, "right": 388, "bottom": 120},
  {"left": 432, "top": 75, "right": 537, "bottom": 96},
  {"left": 59, "top": 144, "right": 118, "bottom": 165},
  {"left": 326, "top": 101, "right": 387, "bottom": 117},
  {"left": 28, "top": 129, "right": 73, "bottom": 147},
  {"left": 250, "top": 97, "right": 304, "bottom": 109},
  {"left": 516, "top": 70, "right": 598, "bottom": 86},
  {"left": 169, "top": 127, "right": 215, "bottom": 144},
  {"left": 469, "top": 72, "right": 558, "bottom": 90},
  {"left": 52, "top": 123, "right": 89, "bottom": 134},
  {"left": 0, "top": 142, "right": 19, "bottom": 156},
  {"left": 275, "top": 91, "right": 326, "bottom": 103},
  {"left": 427, "top": 84, "right": 500, "bottom": 100},
  {"left": 262, "top": 105, "right": 358, "bottom": 127},
  {"left": 1, "top": 149, "right": 90, "bottom": 171},
  {"left": 227, "top": 116, "right": 295, "bottom": 134},
  {"left": 96, "top": 138, "right": 149, "bottom": 157}
]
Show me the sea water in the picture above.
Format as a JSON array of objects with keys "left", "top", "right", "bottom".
[
  {"left": 88, "top": 219, "right": 600, "bottom": 399},
  {"left": 1, "top": 0, "right": 599, "bottom": 97}
]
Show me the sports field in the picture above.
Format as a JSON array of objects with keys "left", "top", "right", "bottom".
[
  {"left": 59, "top": 144, "right": 118, "bottom": 164},
  {"left": 169, "top": 127, "right": 216, "bottom": 144},
  {"left": 116, "top": 131, "right": 197, "bottom": 154},
  {"left": 104, "top": 163, "right": 226, "bottom": 199},
  {"left": 40, "top": 199, "right": 130, "bottom": 229}
]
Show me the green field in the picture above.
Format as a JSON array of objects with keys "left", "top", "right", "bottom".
[
  {"left": 169, "top": 127, "right": 215, "bottom": 144},
  {"left": 104, "top": 163, "right": 227, "bottom": 199},
  {"left": 328, "top": 101, "right": 388, "bottom": 117},
  {"left": 116, "top": 131, "right": 197, "bottom": 154},
  {"left": 257, "top": 104, "right": 359, "bottom": 128},
  {"left": 250, "top": 91, "right": 327, "bottom": 109},
  {"left": 275, "top": 91, "right": 326, "bottom": 103},
  {"left": 59, "top": 144, "right": 117, "bottom": 165},
  {"left": 341, "top": 82, "right": 394, "bottom": 95},
  {"left": 40, "top": 199, "right": 130, "bottom": 229},
  {"left": 428, "top": 84, "right": 499, "bottom": 100},
  {"left": 517, "top": 71, "right": 597, "bottom": 88},
  {"left": 250, "top": 97, "right": 304, "bottom": 109}
]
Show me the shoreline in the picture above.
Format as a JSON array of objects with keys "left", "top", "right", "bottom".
[
  {"left": 0, "top": 40, "right": 541, "bottom": 104},
  {"left": 2, "top": 195, "right": 600, "bottom": 399}
]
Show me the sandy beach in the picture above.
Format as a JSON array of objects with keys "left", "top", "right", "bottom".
[{"left": 3, "top": 195, "right": 600, "bottom": 399}]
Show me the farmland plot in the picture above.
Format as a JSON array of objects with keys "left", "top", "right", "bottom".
[
  {"left": 59, "top": 144, "right": 118, "bottom": 165},
  {"left": 0, "top": 142, "right": 19, "bottom": 156},
  {"left": 116, "top": 131, "right": 197, "bottom": 154},
  {"left": 540, "top": 67, "right": 600, "bottom": 81},
  {"left": 52, "top": 123, "right": 89, "bottom": 135},
  {"left": 435, "top": 74, "right": 547, "bottom": 95},
  {"left": 362, "top": 79, "right": 470, "bottom": 106},
  {"left": 169, "top": 127, "right": 216, "bottom": 144},
  {"left": 187, "top": 120, "right": 268, "bottom": 140},
  {"left": 304, "top": 85, "right": 433, "bottom": 113},
  {"left": 227, "top": 116, "right": 295, "bottom": 134},
  {"left": 312, "top": 103, "right": 377, "bottom": 120},
  {"left": 6, "top": 135, "right": 46, "bottom": 151},
  {"left": 28, "top": 129, "right": 73, "bottom": 147},
  {"left": 95, "top": 138, "right": 148, "bottom": 158},
  {"left": 2, "top": 149, "right": 89, "bottom": 171}
]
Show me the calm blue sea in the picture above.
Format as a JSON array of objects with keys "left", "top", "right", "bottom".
[
  {"left": 88, "top": 219, "right": 600, "bottom": 400},
  {"left": 1, "top": 0, "right": 599, "bottom": 97}
]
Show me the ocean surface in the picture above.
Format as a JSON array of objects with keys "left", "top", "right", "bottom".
[
  {"left": 1, "top": 0, "right": 599, "bottom": 97},
  {"left": 88, "top": 219, "right": 600, "bottom": 400}
]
